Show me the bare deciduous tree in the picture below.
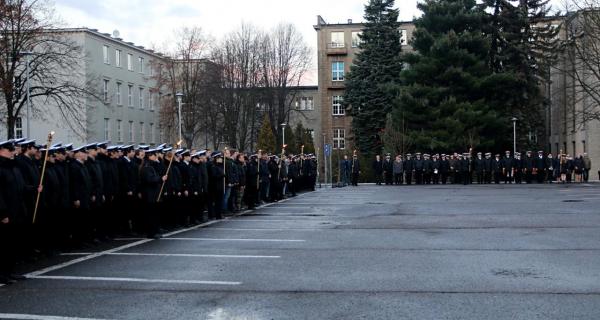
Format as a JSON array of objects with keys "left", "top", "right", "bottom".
[{"left": 0, "top": 0, "right": 100, "bottom": 139}]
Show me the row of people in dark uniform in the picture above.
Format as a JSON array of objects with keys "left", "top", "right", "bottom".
[
  {"left": 341, "top": 150, "right": 593, "bottom": 185},
  {"left": 0, "top": 138, "right": 317, "bottom": 285}
]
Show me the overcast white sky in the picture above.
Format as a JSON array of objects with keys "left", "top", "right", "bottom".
[{"left": 54, "top": 0, "right": 565, "bottom": 85}]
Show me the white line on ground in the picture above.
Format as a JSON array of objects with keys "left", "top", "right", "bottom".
[
  {"left": 113, "top": 238, "right": 146, "bottom": 241},
  {"left": 164, "top": 237, "right": 305, "bottom": 242},
  {"left": 61, "top": 252, "right": 280, "bottom": 259},
  {"left": 24, "top": 191, "right": 313, "bottom": 278},
  {"left": 28, "top": 275, "right": 241, "bottom": 286},
  {"left": 206, "top": 228, "right": 324, "bottom": 231},
  {"left": 0, "top": 313, "right": 112, "bottom": 320}
]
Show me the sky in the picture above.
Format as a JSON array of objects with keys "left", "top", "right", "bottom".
[{"left": 53, "top": 0, "right": 565, "bottom": 85}]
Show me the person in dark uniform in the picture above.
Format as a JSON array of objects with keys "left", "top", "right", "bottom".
[
  {"left": 0, "top": 140, "right": 28, "bottom": 284},
  {"left": 178, "top": 150, "right": 193, "bottom": 225},
  {"left": 53, "top": 145, "right": 72, "bottom": 247},
  {"left": 85, "top": 143, "right": 104, "bottom": 243},
  {"left": 69, "top": 146, "right": 93, "bottom": 245},
  {"left": 492, "top": 154, "right": 503, "bottom": 184},
  {"left": 15, "top": 139, "right": 41, "bottom": 256},
  {"left": 140, "top": 149, "right": 167, "bottom": 238},
  {"left": 404, "top": 154, "right": 414, "bottom": 185},
  {"left": 431, "top": 154, "right": 440, "bottom": 184},
  {"left": 393, "top": 155, "right": 403, "bottom": 185},
  {"left": 190, "top": 151, "right": 205, "bottom": 223},
  {"left": 459, "top": 154, "right": 470, "bottom": 185},
  {"left": 245, "top": 154, "right": 259, "bottom": 209},
  {"left": 414, "top": 153, "right": 424, "bottom": 185},
  {"left": 474, "top": 152, "right": 485, "bottom": 184},
  {"left": 38, "top": 147, "right": 62, "bottom": 254},
  {"left": 440, "top": 154, "right": 450, "bottom": 184},
  {"left": 523, "top": 151, "right": 534, "bottom": 184},
  {"left": 502, "top": 151, "right": 514, "bottom": 184},
  {"left": 259, "top": 153, "right": 270, "bottom": 203},
  {"left": 351, "top": 154, "right": 361, "bottom": 186},
  {"left": 423, "top": 154, "right": 432, "bottom": 185},
  {"left": 209, "top": 152, "right": 225, "bottom": 219},
  {"left": 372, "top": 155, "right": 383, "bottom": 185},
  {"left": 513, "top": 152, "right": 523, "bottom": 184},
  {"left": 484, "top": 153, "right": 493, "bottom": 184},
  {"left": 287, "top": 156, "right": 299, "bottom": 197},
  {"left": 117, "top": 145, "right": 138, "bottom": 235},
  {"left": 535, "top": 151, "right": 546, "bottom": 184},
  {"left": 382, "top": 154, "right": 393, "bottom": 185}
]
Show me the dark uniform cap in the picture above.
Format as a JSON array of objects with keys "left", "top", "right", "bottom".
[
  {"left": 13, "top": 138, "right": 26, "bottom": 144},
  {"left": 162, "top": 147, "right": 173, "bottom": 153},
  {"left": 121, "top": 144, "right": 134, "bottom": 153},
  {"left": 211, "top": 151, "right": 223, "bottom": 159},
  {"left": 73, "top": 145, "right": 87, "bottom": 153},
  {"left": 0, "top": 140, "right": 15, "bottom": 151},
  {"left": 137, "top": 145, "right": 150, "bottom": 151},
  {"left": 156, "top": 143, "right": 167, "bottom": 149},
  {"left": 97, "top": 141, "right": 110, "bottom": 149},
  {"left": 18, "top": 139, "right": 36, "bottom": 148},
  {"left": 174, "top": 148, "right": 184, "bottom": 155},
  {"left": 180, "top": 150, "right": 191, "bottom": 157},
  {"left": 85, "top": 143, "right": 98, "bottom": 150},
  {"left": 145, "top": 148, "right": 158, "bottom": 156},
  {"left": 192, "top": 150, "right": 207, "bottom": 158},
  {"left": 106, "top": 146, "right": 119, "bottom": 152},
  {"left": 51, "top": 142, "right": 63, "bottom": 148},
  {"left": 63, "top": 143, "right": 73, "bottom": 151}
]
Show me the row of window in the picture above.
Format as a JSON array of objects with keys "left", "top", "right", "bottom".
[
  {"left": 102, "top": 45, "right": 151, "bottom": 75},
  {"left": 102, "top": 79, "right": 157, "bottom": 110},
  {"left": 104, "top": 118, "right": 155, "bottom": 144},
  {"left": 330, "top": 29, "right": 408, "bottom": 47},
  {"left": 295, "top": 97, "right": 315, "bottom": 110}
]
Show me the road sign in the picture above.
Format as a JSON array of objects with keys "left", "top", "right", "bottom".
[{"left": 324, "top": 144, "right": 331, "bottom": 157}]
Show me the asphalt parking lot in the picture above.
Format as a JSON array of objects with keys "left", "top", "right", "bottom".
[{"left": 0, "top": 183, "right": 599, "bottom": 320}]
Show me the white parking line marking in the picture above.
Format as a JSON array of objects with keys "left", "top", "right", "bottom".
[
  {"left": 61, "top": 252, "right": 279, "bottom": 259},
  {"left": 0, "top": 313, "right": 112, "bottom": 320},
  {"left": 207, "top": 228, "right": 324, "bottom": 231},
  {"left": 164, "top": 237, "right": 305, "bottom": 242},
  {"left": 28, "top": 275, "right": 241, "bottom": 286}
]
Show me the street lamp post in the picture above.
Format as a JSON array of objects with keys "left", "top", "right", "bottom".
[
  {"left": 176, "top": 92, "right": 184, "bottom": 142},
  {"left": 512, "top": 117, "right": 518, "bottom": 155},
  {"left": 20, "top": 51, "right": 34, "bottom": 138}
]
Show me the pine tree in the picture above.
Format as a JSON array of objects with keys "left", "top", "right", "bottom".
[
  {"left": 284, "top": 125, "right": 297, "bottom": 154},
  {"left": 257, "top": 115, "right": 276, "bottom": 153},
  {"left": 393, "top": 0, "right": 505, "bottom": 152},
  {"left": 345, "top": 0, "right": 403, "bottom": 156},
  {"left": 483, "top": 0, "right": 560, "bottom": 150}
]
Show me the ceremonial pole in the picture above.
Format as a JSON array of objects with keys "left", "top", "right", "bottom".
[
  {"left": 32, "top": 131, "right": 54, "bottom": 224},
  {"left": 223, "top": 147, "right": 228, "bottom": 194},
  {"left": 157, "top": 140, "right": 182, "bottom": 202}
]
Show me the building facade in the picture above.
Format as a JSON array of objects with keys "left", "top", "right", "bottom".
[
  {"left": 313, "top": 16, "right": 415, "bottom": 176},
  {"left": 4, "top": 28, "right": 165, "bottom": 147},
  {"left": 288, "top": 86, "right": 320, "bottom": 151}
]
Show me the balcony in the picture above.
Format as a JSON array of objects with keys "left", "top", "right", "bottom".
[{"left": 326, "top": 42, "right": 348, "bottom": 55}]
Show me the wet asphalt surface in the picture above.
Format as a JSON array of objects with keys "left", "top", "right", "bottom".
[{"left": 0, "top": 183, "right": 599, "bottom": 319}]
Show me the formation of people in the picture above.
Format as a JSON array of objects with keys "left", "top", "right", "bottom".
[
  {"left": 341, "top": 150, "right": 593, "bottom": 186},
  {"left": 0, "top": 137, "right": 318, "bottom": 285}
]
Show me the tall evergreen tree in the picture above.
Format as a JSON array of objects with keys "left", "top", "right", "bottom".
[
  {"left": 483, "top": 0, "right": 560, "bottom": 149},
  {"left": 345, "top": 0, "right": 403, "bottom": 156},
  {"left": 393, "top": 0, "right": 505, "bottom": 152},
  {"left": 257, "top": 115, "right": 277, "bottom": 153}
]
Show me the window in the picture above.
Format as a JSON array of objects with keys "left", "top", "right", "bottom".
[
  {"left": 352, "top": 31, "right": 362, "bottom": 47},
  {"left": 307, "top": 129, "right": 314, "bottom": 140},
  {"left": 149, "top": 92, "right": 154, "bottom": 111},
  {"left": 400, "top": 29, "right": 408, "bottom": 45},
  {"left": 15, "top": 117, "right": 23, "bottom": 139},
  {"left": 140, "top": 122, "right": 145, "bottom": 143},
  {"left": 138, "top": 57, "right": 144, "bottom": 73},
  {"left": 297, "top": 97, "right": 314, "bottom": 110},
  {"left": 331, "top": 31, "right": 345, "bottom": 48},
  {"left": 116, "top": 82, "right": 122, "bottom": 105},
  {"left": 127, "top": 54, "right": 133, "bottom": 71},
  {"left": 150, "top": 123, "right": 155, "bottom": 143},
  {"left": 129, "top": 121, "right": 134, "bottom": 142},
  {"left": 332, "top": 62, "right": 345, "bottom": 81},
  {"left": 583, "top": 140, "right": 587, "bottom": 153},
  {"left": 128, "top": 85, "right": 133, "bottom": 107},
  {"left": 115, "top": 49, "right": 122, "bottom": 67},
  {"left": 139, "top": 87, "right": 144, "bottom": 109},
  {"left": 333, "top": 129, "right": 345, "bottom": 150},
  {"left": 103, "top": 45, "right": 110, "bottom": 64},
  {"left": 103, "top": 79, "right": 109, "bottom": 102},
  {"left": 332, "top": 95, "right": 344, "bottom": 115},
  {"left": 104, "top": 118, "right": 110, "bottom": 140},
  {"left": 117, "top": 120, "right": 123, "bottom": 142},
  {"left": 149, "top": 60, "right": 154, "bottom": 76}
]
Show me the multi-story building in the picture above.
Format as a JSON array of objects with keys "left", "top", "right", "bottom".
[
  {"left": 288, "top": 85, "right": 320, "bottom": 150},
  {"left": 4, "top": 28, "right": 165, "bottom": 147},
  {"left": 313, "top": 16, "right": 415, "bottom": 176},
  {"left": 546, "top": 12, "right": 599, "bottom": 178}
]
